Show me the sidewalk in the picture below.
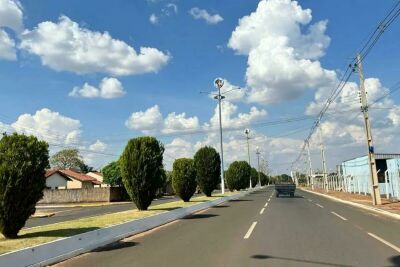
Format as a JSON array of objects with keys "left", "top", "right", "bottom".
[{"left": 302, "top": 187, "right": 400, "bottom": 217}]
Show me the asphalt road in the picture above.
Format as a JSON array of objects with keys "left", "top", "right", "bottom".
[
  {"left": 26, "top": 195, "right": 183, "bottom": 228},
  {"left": 54, "top": 187, "right": 400, "bottom": 267}
]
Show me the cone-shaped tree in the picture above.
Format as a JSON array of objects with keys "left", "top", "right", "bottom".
[
  {"left": 225, "top": 161, "right": 251, "bottom": 191},
  {"left": 260, "top": 172, "right": 269, "bottom": 186},
  {"left": 172, "top": 158, "right": 197, "bottom": 202},
  {"left": 0, "top": 133, "right": 49, "bottom": 238},
  {"left": 119, "top": 136, "right": 164, "bottom": 210},
  {"left": 250, "top": 168, "right": 258, "bottom": 188},
  {"left": 193, "top": 146, "right": 221, "bottom": 197}
]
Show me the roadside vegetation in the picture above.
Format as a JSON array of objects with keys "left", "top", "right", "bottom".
[
  {"left": 193, "top": 146, "right": 221, "bottom": 196},
  {"left": 172, "top": 158, "right": 197, "bottom": 202},
  {"left": 225, "top": 161, "right": 251, "bottom": 191}
]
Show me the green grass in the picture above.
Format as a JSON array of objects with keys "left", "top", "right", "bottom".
[{"left": 0, "top": 192, "right": 238, "bottom": 255}]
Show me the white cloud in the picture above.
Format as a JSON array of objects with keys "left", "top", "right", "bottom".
[
  {"left": 0, "top": 29, "right": 16, "bottom": 60},
  {"left": 125, "top": 105, "right": 164, "bottom": 132},
  {"left": 163, "top": 3, "right": 178, "bottom": 16},
  {"left": 20, "top": 16, "right": 170, "bottom": 76},
  {"left": 189, "top": 7, "right": 223, "bottom": 24},
  {"left": 0, "top": 0, "right": 23, "bottom": 32},
  {"left": 69, "top": 77, "right": 126, "bottom": 99},
  {"left": 228, "top": 0, "right": 336, "bottom": 104},
  {"left": 89, "top": 140, "right": 107, "bottom": 152},
  {"left": 11, "top": 108, "right": 82, "bottom": 145},
  {"left": 149, "top": 13, "right": 159, "bottom": 24},
  {"left": 163, "top": 112, "right": 199, "bottom": 134}
]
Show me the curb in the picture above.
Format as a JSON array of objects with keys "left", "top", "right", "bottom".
[
  {"left": 30, "top": 213, "right": 55, "bottom": 218},
  {"left": 0, "top": 189, "right": 257, "bottom": 267},
  {"left": 300, "top": 188, "right": 400, "bottom": 221}
]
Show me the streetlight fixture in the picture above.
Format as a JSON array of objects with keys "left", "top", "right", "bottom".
[
  {"left": 244, "top": 128, "right": 252, "bottom": 188},
  {"left": 214, "top": 78, "right": 226, "bottom": 195}
]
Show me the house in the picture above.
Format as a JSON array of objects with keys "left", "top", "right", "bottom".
[
  {"left": 45, "top": 169, "right": 72, "bottom": 189},
  {"left": 340, "top": 153, "right": 400, "bottom": 199},
  {"left": 45, "top": 169, "right": 102, "bottom": 189}
]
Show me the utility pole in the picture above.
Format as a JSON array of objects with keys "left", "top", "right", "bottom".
[
  {"left": 214, "top": 78, "right": 226, "bottom": 195},
  {"left": 244, "top": 128, "right": 252, "bottom": 188},
  {"left": 319, "top": 126, "right": 328, "bottom": 192},
  {"left": 306, "top": 141, "right": 314, "bottom": 190},
  {"left": 256, "top": 147, "right": 261, "bottom": 187},
  {"left": 356, "top": 54, "right": 382, "bottom": 205}
]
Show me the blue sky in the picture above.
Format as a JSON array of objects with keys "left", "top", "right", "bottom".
[{"left": 1, "top": 0, "right": 400, "bottom": 173}]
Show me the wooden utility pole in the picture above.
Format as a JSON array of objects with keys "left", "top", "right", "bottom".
[{"left": 356, "top": 54, "right": 382, "bottom": 205}]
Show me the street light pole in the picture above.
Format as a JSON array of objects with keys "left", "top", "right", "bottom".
[
  {"left": 214, "top": 78, "right": 226, "bottom": 195},
  {"left": 245, "top": 128, "right": 252, "bottom": 188},
  {"left": 256, "top": 147, "right": 261, "bottom": 187}
]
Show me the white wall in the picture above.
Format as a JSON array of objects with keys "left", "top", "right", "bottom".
[{"left": 46, "top": 173, "right": 68, "bottom": 189}]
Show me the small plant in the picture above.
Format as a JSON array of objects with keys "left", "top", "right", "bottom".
[
  {"left": 119, "top": 136, "right": 164, "bottom": 210},
  {"left": 0, "top": 133, "right": 49, "bottom": 238},
  {"left": 172, "top": 158, "right": 197, "bottom": 202},
  {"left": 225, "top": 161, "right": 251, "bottom": 191},
  {"left": 193, "top": 146, "right": 221, "bottom": 197}
]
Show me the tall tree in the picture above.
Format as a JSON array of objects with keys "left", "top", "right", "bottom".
[
  {"left": 103, "top": 161, "right": 123, "bottom": 186},
  {"left": 50, "top": 148, "right": 84, "bottom": 170},
  {"left": 193, "top": 146, "right": 221, "bottom": 197}
]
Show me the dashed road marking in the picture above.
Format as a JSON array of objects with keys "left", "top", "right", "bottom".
[
  {"left": 315, "top": 203, "right": 324, "bottom": 208},
  {"left": 264, "top": 202, "right": 269, "bottom": 208},
  {"left": 244, "top": 222, "right": 257, "bottom": 239},
  {"left": 331, "top": 211, "right": 347, "bottom": 221},
  {"left": 260, "top": 208, "right": 265, "bottom": 215},
  {"left": 368, "top": 232, "right": 400, "bottom": 253},
  {"left": 308, "top": 199, "right": 312, "bottom": 202}
]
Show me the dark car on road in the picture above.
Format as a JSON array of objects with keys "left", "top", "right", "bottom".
[{"left": 275, "top": 183, "right": 296, "bottom": 197}]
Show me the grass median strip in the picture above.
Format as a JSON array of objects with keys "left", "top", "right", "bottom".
[{"left": 0, "top": 192, "right": 238, "bottom": 255}]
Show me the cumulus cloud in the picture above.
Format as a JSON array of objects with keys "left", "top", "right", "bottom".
[
  {"left": 69, "top": 77, "right": 126, "bottom": 99},
  {"left": 11, "top": 108, "right": 82, "bottom": 145},
  {"left": 0, "top": 29, "right": 16, "bottom": 60},
  {"left": 149, "top": 13, "right": 159, "bottom": 24},
  {"left": 89, "top": 140, "right": 107, "bottom": 152},
  {"left": 20, "top": 16, "right": 170, "bottom": 76},
  {"left": 0, "top": 0, "right": 23, "bottom": 32},
  {"left": 189, "top": 7, "right": 223, "bottom": 24},
  {"left": 228, "top": 0, "right": 336, "bottom": 104}
]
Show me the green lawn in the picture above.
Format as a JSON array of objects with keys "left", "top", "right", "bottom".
[{"left": 0, "top": 192, "right": 238, "bottom": 255}]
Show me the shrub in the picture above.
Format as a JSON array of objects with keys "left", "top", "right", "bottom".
[
  {"left": 119, "top": 136, "right": 164, "bottom": 210},
  {"left": 250, "top": 168, "right": 259, "bottom": 188},
  {"left": 260, "top": 172, "right": 269, "bottom": 186},
  {"left": 0, "top": 133, "right": 49, "bottom": 238},
  {"left": 193, "top": 146, "right": 221, "bottom": 197},
  {"left": 225, "top": 161, "right": 251, "bottom": 191},
  {"left": 172, "top": 158, "right": 197, "bottom": 202}
]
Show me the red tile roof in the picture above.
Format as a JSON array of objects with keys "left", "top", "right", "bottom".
[
  {"left": 45, "top": 169, "right": 72, "bottom": 181},
  {"left": 59, "top": 169, "right": 100, "bottom": 184}
]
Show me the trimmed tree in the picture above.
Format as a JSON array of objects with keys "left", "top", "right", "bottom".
[
  {"left": 250, "top": 168, "right": 258, "bottom": 188},
  {"left": 260, "top": 172, "right": 269, "bottom": 186},
  {"left": 193, "top": 146, "right": 221, "bottom": 197},
  {"left": 119, "top": 136, "right": 164, "bottom": 210},
  {"left": 172, "top": 158, "right": 197, "bottom": 202},
  {"left": 0, "top": 133, "right": 49, "bottom": 238},
  {"left": 225, "top": 161, "right": 251, "bottom": 191},
  {"left": 103, "top": 161, "right": 123, "bottom": 186}
]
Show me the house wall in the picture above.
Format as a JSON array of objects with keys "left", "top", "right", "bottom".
[
  {"left": 46, "top": 173, "right": 68, "bottom": 189},
  {"left": 87, "top": 172, "right": 103, "bottom": 182},
  {"left": 38, "top": 187, "right": 128, "bottom": 203},
  {"left": 66, "top": 179, "right": 94, "bottom": 189}
]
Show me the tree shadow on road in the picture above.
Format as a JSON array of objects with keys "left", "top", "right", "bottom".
[
  {"left": 92, "top": 241, "right": 138, "bottom": 252},
  {"left": 228, "top": 199, "right": 253, "bottom": 202},
  {"left": 212, "top": 205, "right": 229, "bottom": 208},
  {"left": 183, "top": 214, "right": 219, "bottom": 220},
  {"left": 20, "top": 227, "right": 100, "bottom": 239},
  {"left": 389, "top": 255, "right": 400, "bottom": 267},
  {"left": 250, "top": 254, "right": 356, "bottom": 267}
]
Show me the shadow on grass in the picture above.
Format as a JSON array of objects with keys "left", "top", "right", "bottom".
[
  {"left": 183, "top": 214, "right": 218, "bottom": 220},
  {"left": 250, "top": 255, "right": 355, "bottom": 267},
  {"left": 20, "top": 227, "right": 100, "bottom": 239},
  {"left": 228, "top": 199, "right": 253, "bottom": 202},
  {"left": 93, "top": 241, "right": 138, "bottom": 252}
]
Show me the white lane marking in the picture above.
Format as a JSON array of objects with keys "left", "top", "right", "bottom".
[
  {"left": 315, "top": 203, "right": 324, "bottom": 208},
  {"left": 308, "top": 199, "right": 312, "bottom": 202},
  {"left": 331, "top": 211, "right": 347, "bottom": 221},
  {"left": 367, "top": 232, "right": 400, "bottom": 253},
  {"left": 244, "top": 222, "right": 258, "bottom": 239},
  {"left": 268, "top": 198, "right": 271, "bottom": 202},
  {"left": 264, "top": 202, "right": 269, "bottom": 208},
  {"left": 260, "top": 208, "right": 265, "bottom": 215}
]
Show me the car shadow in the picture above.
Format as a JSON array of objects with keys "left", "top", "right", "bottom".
[
  {"left": 275, "top": 195, "right": 303, "bottom": 199},
  {"left": 92, "top": 241, "right": 138, "bottom": 252},
  {"left": 250, "top": 254, "right": 356, "bottom": 267},
  {"left": 389, "top": 255, "right": 400, "bottom": 267}
]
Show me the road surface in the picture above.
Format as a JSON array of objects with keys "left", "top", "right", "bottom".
[{"left": 54, "top": 187, "right": 400, "bottom": 267}]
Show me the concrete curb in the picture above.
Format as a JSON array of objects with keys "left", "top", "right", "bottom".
[
  {"left": 301, "top": 188, "right": 400, "bottom": 221},
  {"left": 0, "top": 189, "right": 256, "bottom": 267}
]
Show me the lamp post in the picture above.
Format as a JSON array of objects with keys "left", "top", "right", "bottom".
[
  {"left": 256, "top": 147, "right": 261, "bottom": 187},
  {"left": 244, "top": 128, "right": 252, "bottom": 188},
  {"left": 214, "top": 78, "right": 225, "bottom": 195}
]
